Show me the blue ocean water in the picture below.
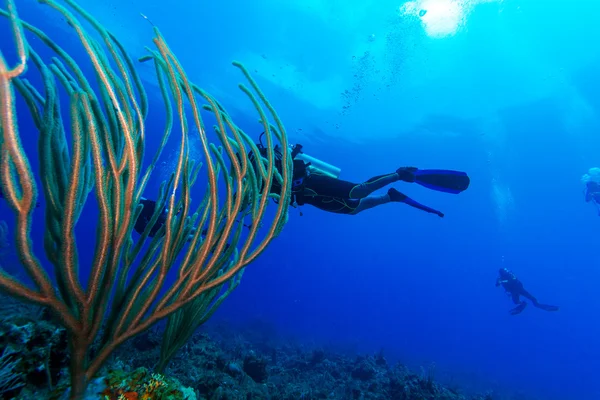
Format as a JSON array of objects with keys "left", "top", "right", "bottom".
[{"left": 2, "top": 0, "right": 600, "bottom": 399}]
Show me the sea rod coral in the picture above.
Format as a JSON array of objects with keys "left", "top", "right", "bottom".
[{"left": 0, "top": 0, "right": 292, "bottom": 398}]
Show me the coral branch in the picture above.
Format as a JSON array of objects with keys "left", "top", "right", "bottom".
[{"left": 0, "top": 0, "right": 291, "bottom": 398}]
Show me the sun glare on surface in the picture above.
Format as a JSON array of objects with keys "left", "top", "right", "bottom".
[
  {"left": 402, "top": 0, "right": 464, "bottom": 37},
  {"left": 400, "top": 0, "right": 501, "bottom": 38}
]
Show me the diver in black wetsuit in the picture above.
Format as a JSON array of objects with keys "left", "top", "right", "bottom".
[
  {"left": 250, "top": 137, "right": 470, "bottom": 217},
  {"left": 134, "top": 197, "right": 169, "bottom": 237},
  {"left": 134, "top": 198, "right": 232, "bottom": 252},
  {"left": 136, "top": 134, "right": 470, "bottom": 234},
  {"left": 495, "top": 268, "right": 559, "bottom": 315},
  {"left": 134, "top": 198, "right": 199, "bottom": 239},
  {"left": 299, "top": 165, "right": 465, "bottom": 216}
]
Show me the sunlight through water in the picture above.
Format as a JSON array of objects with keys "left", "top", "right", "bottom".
[{"left": 400, "top": 0, "right": 503, "bottom": 38}]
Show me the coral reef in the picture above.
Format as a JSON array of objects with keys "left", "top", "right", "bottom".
[
  {"left": 81, "top": 367, "right": 195, "bottom": 400},
  {"left": 0, "top": 301, "right": 68, "bottom": 399},
  {"left": 108, "top": 323, "right": 499, "bottom": 400},
  {"left": 0, "top": 307, "right": 531, "bottom": 400},
  {"left": 0, "top": 0, "right": 292, "bottom": 397}
]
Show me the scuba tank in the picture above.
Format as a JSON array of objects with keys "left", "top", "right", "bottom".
[
  {"left": 251, "top": 132, "right": 342, "bottom": 179},
  {"left": 288, "top": 144, "right": 341, "bottom": 179}
]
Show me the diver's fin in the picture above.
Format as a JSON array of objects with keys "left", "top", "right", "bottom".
[
  {"left": 388, "top": 188, "right": 444, "bottom": 218},
  {"left": 535, "top": 304, "right": 559, "bottom": 312},
  {"left": 509, "top": 302, "right": 527, "bottom": 315},
  {"left": 414, "top": 169, "right": 470, "bottom": 194}
]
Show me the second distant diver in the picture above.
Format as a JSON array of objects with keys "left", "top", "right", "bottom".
[
  {"left": 495, "top": 268, "right": 559, "bottom": 315},
  {"left": 584, "top": 180, "right": 600, "bottom": 216},
  {"left": 249, "top": 133, "right": 470, "bottom": 217},
  {"left": 582, "top": 167, "right": 600, "bottom": 216}
]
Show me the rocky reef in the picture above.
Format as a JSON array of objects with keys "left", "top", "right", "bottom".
[{"left": 0, "top": 300, "right": 523, "bottom": 400}]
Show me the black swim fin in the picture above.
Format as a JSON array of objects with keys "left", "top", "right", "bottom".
[
  {"left": 536, "top": 304, "right": 559, "bottom": 312},
  {"left": 388, "top": 188, "right": 444, "bottom": 217},
  {"left": 509, "top": 302, "right": 527, "bottom": 315},
  {"left": 414, "top": 169, "right": 470, "bottom": 194}
]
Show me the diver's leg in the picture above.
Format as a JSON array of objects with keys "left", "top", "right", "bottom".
[
  {"left": 348, "top": 195, "right": 391, "bottom": 215},
  {"left": 511, "top": 293, "right": 521, "bottom": 304},
  {"left": 304, "top": 191, "right": 427, "bottom": 216},
  {"left": 519, "top": 289, "right": 538, "bottom": 305},
  {"left": 304, "top": 174, "right": 361, "bottom": 199},
  {"left": 347, "top": 166, "right": 431, "bottom": 198},
  {"left": 521, "top": 289, "right": 559, "bottom": 311},
  {"left": 315, "top": 190, "right": 445, "bottom": 216},
  {"left": 508, "top": 293, "right": 527, "bottom": 314},
  {"left": 302, "top": 175, "right": 445, "bottom": 216},
  {"left": 303, "top": 190, "right": 444, "bottom": 216},
  {"left": 304, "top": 169, "right": 421, "bottom": 200},
  {"left": 349, "top": 173, "right": 400, "bottom": 198},
  {"left": 304, "top": 172, "right": 399, "bottom": 199},
  {"left": 302, "top": 196, "right": 363, "bottom": 215}
]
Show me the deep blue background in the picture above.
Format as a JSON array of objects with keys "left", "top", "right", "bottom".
[{"left": 2, "top": 1, "right": 600, "bottom": 399}]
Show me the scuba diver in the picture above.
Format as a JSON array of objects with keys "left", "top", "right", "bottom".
[
  {"left": 495, "top": 268, "right": 559, "bottom": 315},
  {"left": 135, "top": 133, "right": 470, "bottom": 233},
  {"left": 249, "top": 133, "right": 470, "bottom": 217},
  {"left": 582, "top": 167, "right": 600, "bottom": 216},
  {"left": 134, "top": 197, "right": 170, "bottom": 237},
  {"left": 584, "top": 180, "right": 600, "bottom": 216},
  {"left": 134, "top": 197, "right": 232, "bottom": 252}
]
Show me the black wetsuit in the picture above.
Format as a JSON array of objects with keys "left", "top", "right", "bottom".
[
  {"left": 134, "top": 199, "right": 228, "bottom": 251},
  {"left": 134, "top": 198, "right": 167, "bottom": 237},
  {"left": 299, "top": 172, "right": 398, "bottom": 214},
  {"left": 496, "top": 268, "right": 559, "bottom": 315},
  {"left": 251, "top": 145, "right": 424, "bottom": 215}
]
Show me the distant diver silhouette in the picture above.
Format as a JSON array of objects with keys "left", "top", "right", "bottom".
[
  {"left": 495, "top": 268, "right": 559, "bottom": 315},
  {"left": 582, "top": 168, "right": 600, "bottom": 216}
]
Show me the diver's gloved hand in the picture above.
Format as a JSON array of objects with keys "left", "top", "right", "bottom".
[{"left": 396, "top": 167, "right": 417, "bottom": 182}]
